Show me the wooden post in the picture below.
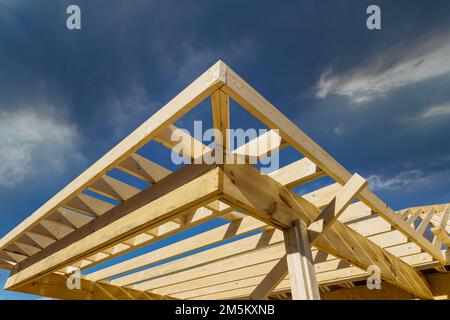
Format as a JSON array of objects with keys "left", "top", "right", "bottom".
[{"left": 284, "top": 219, "right": 320, "bottom": 300}]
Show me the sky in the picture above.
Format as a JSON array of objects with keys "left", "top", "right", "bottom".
[{"left": 0, "top": 0, "right": 450, "bottom": 299}]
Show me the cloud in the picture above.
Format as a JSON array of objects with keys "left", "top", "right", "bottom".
[
  {"left": 368, "top": 170, "right": 425, "bottom": 190},
  {"left": 174, "top": 38, "right": 256, "bottom": 83},
  {"left": 150, "top": 37, "right": 256, "bottom": 85},
  {"left": 368, "top": 168, "right": 450, "bottom": 192},
  {"left": 315, "top": 33, "right": 450, "bottom": 104},
  {"left": 0, "top": 107, "right": 84, "bottom": 188},
  {"left": 400, "top": 102, "right": 450, "bottom": 123},
  {"left": 102, "top": 83, "right": 157, "bottom": 138},
  {"left": 420, "top": 102, "right": 450, "bottom": 119}
]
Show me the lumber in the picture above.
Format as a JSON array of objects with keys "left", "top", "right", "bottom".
[
  {"left": 249, "top": 255, "right": 288, "bottom": 300},
  {"left": 14, "top": 273, "right": 172, "bottom": 300},
  {"left": 0, "top": 61, "right": 226, "bottom": 252},
  {"left": 220, "top": 164, "right": 433, "bottom": 299},
  {"left": 86, "top": 215, "right": 266, "bottom": 281},
  {"left": 221, "top": 62, "right": 445, "bottom": 264},
  {"left": 5, "top": 164, "right": 221, "bottom": 290},
  {"left": 284, "top": 220, "right": 320, "bottom": 300}
]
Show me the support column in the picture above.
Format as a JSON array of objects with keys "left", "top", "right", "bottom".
[{"left": 284, "top": 219, "right": 320, "bottom": 300}]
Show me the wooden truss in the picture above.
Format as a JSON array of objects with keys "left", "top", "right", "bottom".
[{"left": 1, "top": 61, "right": 449, "bottom": 300}]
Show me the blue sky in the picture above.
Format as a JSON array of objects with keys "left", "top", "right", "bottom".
[{"left": 0, "top": 0, "right": 450, "bottom": 299}]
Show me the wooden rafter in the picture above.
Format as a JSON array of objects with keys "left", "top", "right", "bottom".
[
  {"left": 221, "top": 62, "right": 445, "bottom": 264},
  {"left": 14, "top": 273, "right": 172, "bottom": 300},
  {"left": 1, "top": 61, "right": 446, "bottom": 301},
  {"left": 5, "top": 164, "right": 221, "bottom": 290},
  {"left": 220, "top": 164, "right": 433, "bottom": 299}
]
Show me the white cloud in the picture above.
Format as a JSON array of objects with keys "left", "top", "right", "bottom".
[
  {"left": 368, "top": 170, "right": 424, "bottom": 190},
  {"left": 400, "top": 102, "right": 450, "bottom": 123},
  {"left": 333, "top": 123, "right": 345, "bottom": 136},
  {"left": 368, "top": 168, "right": 450, "bottom": 192},
  {"left": 0, "top": 108, "right": 84, "bottom": 188},
  {"left": 421, "top": 102, "right": 450, "bottom": 119},
  {"left": 315, "top": 33, "right": 450, "bottom": 104},
  {"left": 103, "top": 84, "right": 156, "bottom": 138}
]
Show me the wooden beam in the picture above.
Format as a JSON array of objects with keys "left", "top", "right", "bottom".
[
  {"left": 11, "top": 273, "right": 172, "bottom": 300},
  {"left": 112, "top": 230, "right": 283, "bottom": 287},
  {"left": 5, "top": 164, "right": 221, "bottom": 290},
  {"left": 0, "top": 61, "right": 226, "bottom": 253},
  {"left": 211, "top": 90, "right": 230, "bottom": 162},
  {"left": 153, "top": 259, "right": 280, "bottom": 296},
  {"left": 232, "top": 130, "right": 287, "bottom": 162},
  {"left": 432, "top": 227, "right": 450, "bottom": 247},
  {"left": 417, "top": 207, "right": 435, "bottom": 235},
  {"left": 307, "top": 173, "right": 367, "bottom": 243},
  {"left": 131, "top": 242, "right": 286, "bottom": 292},
  {"left": 117, "top": 153, "right": 171, "bottom": 183},
  {"left": 284, "top": 220, "right": 320, "bottom": 300},
  {"left": 191, "top": 280, "right": 290, "bottom": 300},
  {"left": 220, "top": 164, "right": 433, "bottom": 299},
  {"left": 249, "top": 255, "right": 288, "bottom": 300},
  {"left": 268, "top": 157, "right": 325, "bottom": 188},
  {"left": 432, "top": 204, "right": 450, "bottom": 250},
  {"left": 64, "top": 193, "right": 114, "bottom": 217},
  {"left": 86, "top": 215, "right": 267, "bottom": 281},
  {"left": 221, "top": 62, "right": 445, "bottom": 264},
  {"left": 88, "top": 175, "right": 140, "bottom": 201},
  {"left": 321, "top": 272, "right": 450, "bottom": 300},
  {"left": 150, "top": 225, "right": 430, "bottom": 297}
]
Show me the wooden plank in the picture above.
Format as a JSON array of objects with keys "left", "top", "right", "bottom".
[
  {"left": 232, "top": 130, "right": 286, "bottom": 162},
  {"left": 321, "top": 272, "right": 450, "bottom": 300},
  {"left": 86, "top": 215, "right": 267, "bottom": 281},
  {"left": 5, "top": 164, "right": 221, "bottom": 290},
  {"left": 132, "top": 242, "right": 286, "bottom": 292},
  {"left": 153, "top": 260, "right": 280, "bottom": 296},
  {"left": 432, "top": 204, "right": 450, "bottom": 250},
  {"left": 190, "top": 280, "right": 290, "bottom": 300},
  {"left": 13, "top": 273, "right": 172, "bottom": 300},
  {"left": 268, "top": 158, "right": 324, "bottom": 188},
  {"left": 417, "top": 207, "right": 435, "bottom": 235},
  {"left": 24, "top": 231, "right": 55, "bottom": 248},
  {"left": 117, "top": 153, "right": 171, "bottom": 183},
  {"left": 406, "top": 208, "right": 421, "bottom": 226},
  {"left": 432, "top": 227, "right": 450, "bottom": 247},
  {"left": 40, "top": 220, "right": 75, "bottom": 239},
  {"left": 156, "top": 244, "right": 435, "bottom": 298},
  {"left": 77, "top": 206, "right": 223, "bottom": 273},
  {"left": 249, "top": 255, "right": 288, "bottom": 300},
  {"left": 221, "top": 62, "right": 444, "bottom": 264},
  {"left": 111, "top": 230, "right": 283, "bottom": 287},
  {"left": 0, "top": 259, "right": 14, "bottom": 270},
  {"left": 211, "top": 89, "right": 230, "bottom": 161},
  {"left": 139, "top": 214, "right": 413, "bottom": 296},
  {"left": 64, "top": 194, "right": 114, "bottom": 217},
  {"left": 0, "top": 61, "right": 226, "bottom": 253},
  {"left": 155, "top": 124, "right": 212, "bottom": 160},
  {"left": 88, "top": 175, "right": 140, "bottom": 201},
  {"left": 177, "top": 274, "right": 283, "bottom": 300},
  {"left": 307, "top": 173, "right": 367, "bottom": 243},
  {"left": 220, "top": 164, "right": 433, "bottom": 299}
]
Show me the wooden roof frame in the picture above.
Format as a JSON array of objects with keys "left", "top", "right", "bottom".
[{"left": 1, "top": 61, "right": 449, "bottom": 300}]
